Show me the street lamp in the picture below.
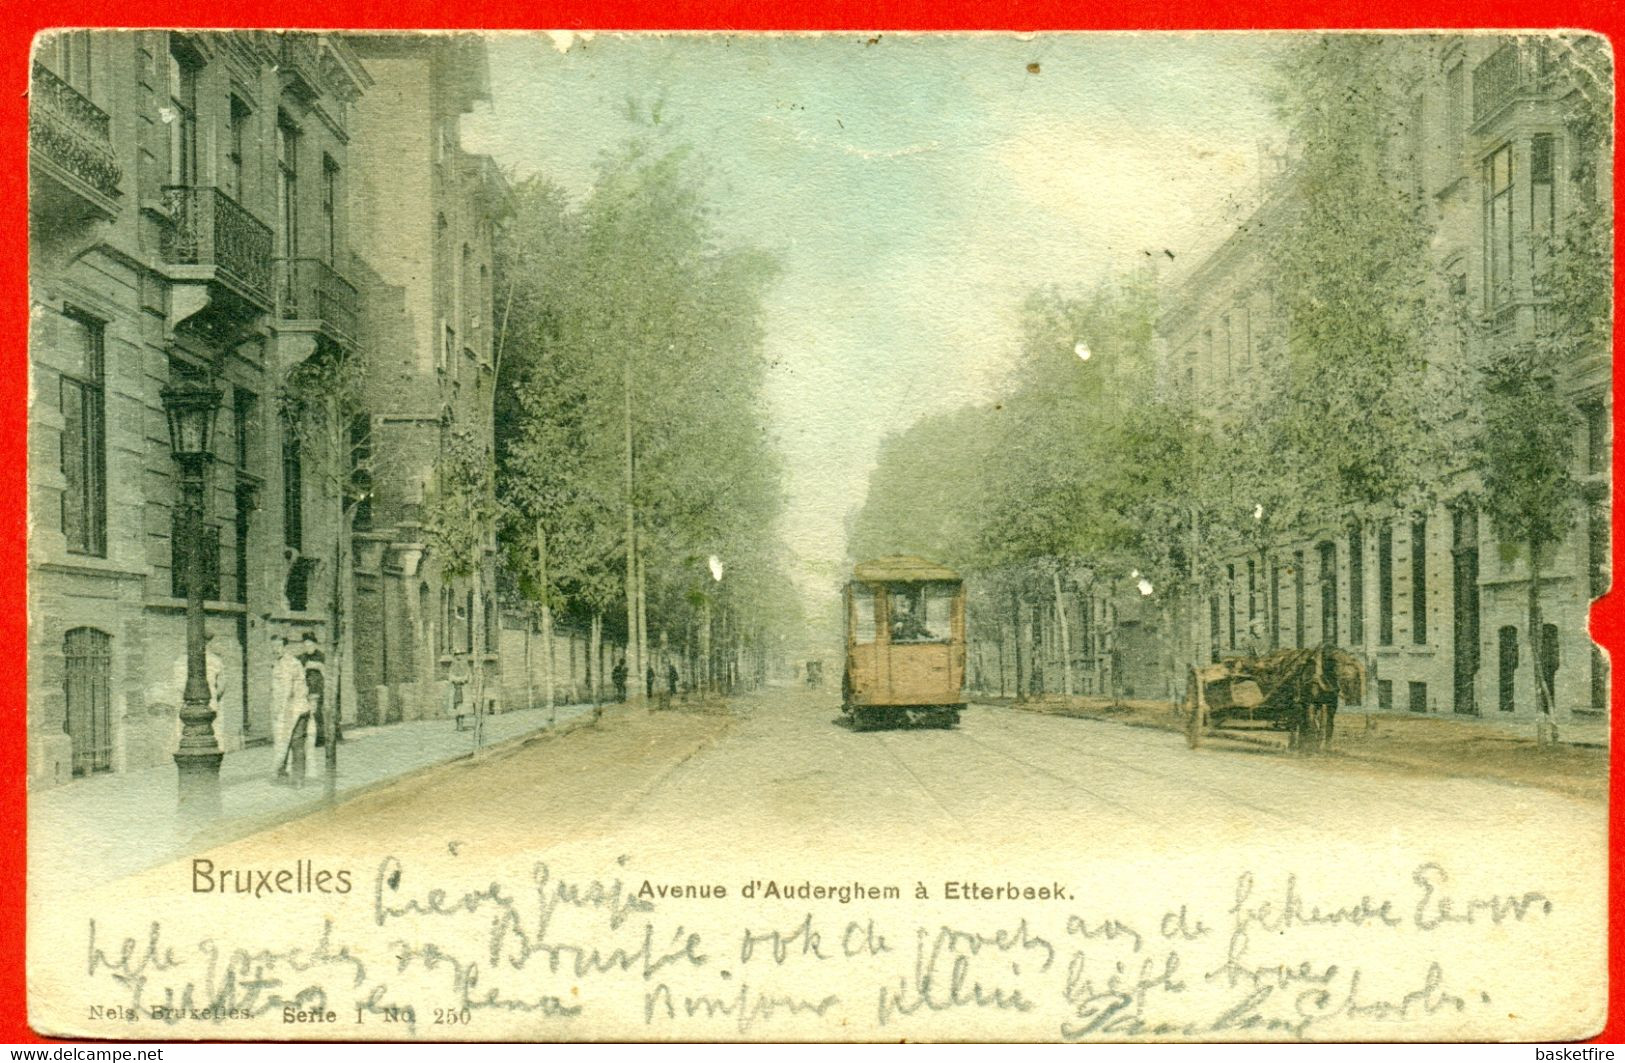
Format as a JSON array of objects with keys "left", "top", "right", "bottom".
[{"left": 162, "top": 378, "right": 223, "bottom": 819}]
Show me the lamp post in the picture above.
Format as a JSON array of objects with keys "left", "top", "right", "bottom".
[{"left": 162, "top": 378, "right": 223, "bottom": 819}]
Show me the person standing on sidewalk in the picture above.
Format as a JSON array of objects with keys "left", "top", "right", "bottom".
[
  {"left": 612, "top": 657, "right": 628, "bottom": 702},
  {"left": 270, "top": 632, "right": 306, "bottom": 781}
]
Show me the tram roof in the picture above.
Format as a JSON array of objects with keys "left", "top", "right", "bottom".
[{"left": 851, "top": 556, "right": 962, "bottom": 583}]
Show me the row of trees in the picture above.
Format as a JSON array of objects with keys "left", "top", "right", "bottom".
[
  {"left": 487, "top": 129, "right": 799, "bottom": 712},
  {"left": 849, "top": 35, "right": 1611, "bottom": 732}
]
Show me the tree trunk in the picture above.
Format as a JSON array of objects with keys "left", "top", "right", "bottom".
[
  {"left": 1011, "top": 591, "right": 1027, "bottom": 703},
  {"left": 623, "top": 355, "right": 640, "bottom": 706},
  {"left": 1528, "top": 538, "right": 1557, "bottom": 745},
  {"left": 470, "top": 544, "right": 487, "bottom": 750},
  {"left": 1052, "top": 567, "right": 1075, "bottom": 698},
  {"left": 635, "top": 544, "right": 649, "bottom": 699},
  {"left": 700, "top": 596, "right": 713, "bottom": 694},
  {"left": 589, "top": 612, "right": 602, "bottom": 716},
  {"left": 535, "top": 520, "right": 555, "bottom": 723}
]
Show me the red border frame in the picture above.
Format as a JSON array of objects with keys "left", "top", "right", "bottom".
[{"left": 1, "top": 0, "right": 1619, "bottom": 1045}]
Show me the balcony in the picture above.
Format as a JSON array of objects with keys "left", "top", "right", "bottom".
[
  {"left": 160, "top": 186, "right": 275, "bottom": 311},
  {"left": 1472, "top": 40, "right": 1554, "bottom": 128},
  {"left": 29, "top": 62, "right": 121, "bottom": 218},
  {"left": 278, "top": 33, "right": 325, "bottom": 100},
  {"left": 280, "top": 257, "right": 359, "bottom": 347}
]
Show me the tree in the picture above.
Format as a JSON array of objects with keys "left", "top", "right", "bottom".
[
  {"left": 1475, "top": 348, "right": 1579, "bottom": 738},
  {"left": 279, "top": 343, "right": 373, "bottom": 792},
  {"left": 494, "top": 131, "right": 789, "bottom": 704},
  {"left": 424, "top": 425, "right": 499, "bottom": 747},
  {"left": 1473, "top": 35, "right": 1612, "bottom": 742},
  {"left": 1264, "top": 35, "right": 1453, "bottom": 527}
]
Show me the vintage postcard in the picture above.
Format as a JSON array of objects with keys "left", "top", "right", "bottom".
[{"left": 25, "top": 29, "right": 1613, "bottom": 1041}]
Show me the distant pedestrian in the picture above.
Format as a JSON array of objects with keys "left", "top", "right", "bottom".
[
  {"left": 645, "top": 664, "right": 655, "bottom": 699},
  {"left": 612, "top": 657, "right": 628, "bottom": 702},
  {"left": 667, "top": 662, "right": 679, "bottom": 697},
  {"left": 447, "top": 653, "right": 471, "bottom": 724}
]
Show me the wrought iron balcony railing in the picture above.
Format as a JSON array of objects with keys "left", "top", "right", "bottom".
[
  {"left": 160, "top": 186, "right": 275, "bottom": 308},
  {"left": 1473, "top": 40, "right": 1554, "bottom": 126},
  {"left": 280, "top": 257, "right": 359, "bottom": 346},
  {"left": 30, "top": 62, "right": 121, "bottom": 200}
]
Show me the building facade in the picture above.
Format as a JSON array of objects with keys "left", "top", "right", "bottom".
[
  {"left": 344, "top": 35, "right": 510, "bottom": 725},
  {"left": 28, "top": 30, "right": 515, "bottom": 789},
  {"left": 1158, "top": 35, "right": 1610, "bottom": 725}
]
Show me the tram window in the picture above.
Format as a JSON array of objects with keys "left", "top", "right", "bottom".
[
  {"left": 852, "top": 586, "right": 877, "bottom": 643},
  {"left": 889, "top": 584, "right": 952, "bottom": 643}
]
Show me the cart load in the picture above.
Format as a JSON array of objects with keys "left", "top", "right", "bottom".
[{"left": 1184, "top": 646, "right": 1365, "bottom": 754}]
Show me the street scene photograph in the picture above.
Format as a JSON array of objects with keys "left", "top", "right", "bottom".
[{"left": 24, "top": 30, "right": 1613, "bottom": 1042}]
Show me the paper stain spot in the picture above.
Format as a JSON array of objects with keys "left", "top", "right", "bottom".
[{"left": 1027, "top": 62, "right": 1041, "bottom": 74}]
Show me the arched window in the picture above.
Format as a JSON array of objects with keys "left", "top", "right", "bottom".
[{"left": 63, "top": 628, "right": 112, "bottom": 776}]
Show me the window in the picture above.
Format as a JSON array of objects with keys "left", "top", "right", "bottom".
[
  {"left": 461, "top": 244, "right": 474, "bottom": 338},
  {"left": 349, "top": 413, "right": 372, "bottom": 530},
  {"left": 322, "top": 155, "right": 340, "bottom": 265},
  {"left": 1209, "top": 595, "right": 1221, "bottom": 662},
  {"left": 233, "top": 388, "right": 257, "bottom": 471},
  {"left": 171, "top": 511, "right": 221, "bottom": 600},
  {"left": 1444, "top": 61, "right": 1465, "bottom": 160},
  {"left": 1408, "top": 680, "right": 1428, "bottom": 714},
  {"left": 886, "top": 584, "right": 952, "bottom": 643},
  {"left": 1226, "top": 564, "right": 1236, "bottom": 648},
  {"left": 1293, "top": 551, "right": 1306, "bottom": 648},
  {"left": 63, "top": 628, "right": 112, "bottom": 776},
  {"left": 1411, "top": 518, "right": 1428, "bottom": 645},
  {"left": 1498, "top": 626, "right": 1519, "bottom": 712},
  {"left": 851, "top": 586, "right": 876, "bottom": 643},
  {"left": 226, "top": 96, "right": 250, "bottom": 201},
  {"left": 1247, "top": 559, "right": 1257, "bottom": 625},
  {"left": 438, "top": 586, "right": 451, "bottom": 658},
  {"left": 167, "top": 44, "right": 199, "bottom": 185},
  {"left": 1530, "top": 133, "right": 1556, "bottom": 285},
  {"left": 276, "top": 115, "right": 299, "bottom": 261},
  {"left": 1269, "top": 560, "right": 1281, "bottom": 649},
  {"left": 484, "top": 598, "right": 497, "bottom": 654},
  {"left": 1348, "top": 524, "right": 1365, "bottom": 645},
  {"left": 281, "top": 421, "right": 303, "bottom": 551},
  {"left": 1484, "top": 143, "right": 1514, "bottom": 307},
  {"left": 1378, "top": 522, "right": 1394, "bottom": 645},
  {"left": 52, "top": 31, "right": 93, "bottom": 95},
  {"left": 1378, "top": 678, "right": 1393, "bottom": 712},
  {"left": 58, "top": 311, "right": 106, "bottom": 556},
  {"left": 1583, "top": 401, "right": 1609, "bottom": 474},
  {"left": 1318, "top": 541, "right": 1338, "bottom": 645}
]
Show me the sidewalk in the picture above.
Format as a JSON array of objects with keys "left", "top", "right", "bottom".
[
  {"left": 30, "top": 700, "right": 600, "bottom": 894},
  {"left": 1002, "top": 694, "right": 1610, "bottom": 802}
]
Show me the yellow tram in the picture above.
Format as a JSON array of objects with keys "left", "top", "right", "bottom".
[{"left": 842, "top": 556, "right": 967, "bottom": 730}]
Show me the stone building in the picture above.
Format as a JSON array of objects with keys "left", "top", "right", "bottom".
[
  {"left": 28, "top": 31, "right": 374, "bottom": 787},
  {"left": 1159, "top": 35, "right": 1610, "bottom": 726},
  {"left": 27, "top": 30, "right": 525, "bottom": 789},
  {"left": 343, "top": 35, "right": 511, "bottom": 725}
]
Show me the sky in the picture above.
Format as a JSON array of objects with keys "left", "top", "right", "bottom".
[{"left": 462, "top": 32, "right": 1288, "bottom": 599}]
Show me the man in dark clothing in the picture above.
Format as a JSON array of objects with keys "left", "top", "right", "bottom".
[
  {"left": 612, "top": 657, "right": 628, "bottom": 702},
  {"left": 645, "top": 664, "right": 656, "bottom": 698},
  {"left": 667, "top": 662, "right": 679, "bottom": 697}
]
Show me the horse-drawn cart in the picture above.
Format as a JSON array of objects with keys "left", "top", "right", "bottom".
[{"left": 1184, "top": 646, "right": 1365, "bottom": 754}]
